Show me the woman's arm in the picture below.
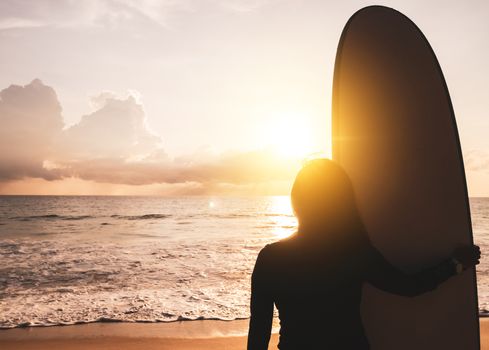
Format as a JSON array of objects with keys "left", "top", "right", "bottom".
[
  {"left": 247, "top": 247, "right": 274, "bottom": 350},
  {"left": 364, "top": 244, "right": 480, "bottom": 297}
]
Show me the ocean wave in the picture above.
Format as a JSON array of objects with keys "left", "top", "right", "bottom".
[
  {"left": 7, "top": 213, "right": 173, "bottom": 222},
  {"left": 205, "top": 213, "right": 255, "bottom": 219},
  {"left": 9, "top": 214, "right": 94, "bottom": 221},
  {"left": 262, "top": 213, "right": 294, "bottom": 217},
  {"left": 5, "top": 212, "right": 292, "bottom": 222},
  {"left": 0, "top": 237, "right": 260, "bottom": 330},
  {"left": 110, "top": 214, "right": 171, "bottom": 220},
  {"left": 480, "top": 310, "right": 489, "bottom": 317},
  {"left": 0, "top": 314, "right": 252, "bottom": 329},
  {"left": 3, "top": 310, "right": 489, "bottom": 329}
]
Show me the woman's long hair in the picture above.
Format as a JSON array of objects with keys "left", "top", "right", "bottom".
[{"left": 291, "top": 158, "right": 370, "bottom": 249}]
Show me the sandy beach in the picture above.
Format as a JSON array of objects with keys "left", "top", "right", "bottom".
[
  {"left": 1, "top": 318, "right": 488, "bottom": 349},
  {"left": 0, "top": 319, "right": 278, "bottom": 350}
]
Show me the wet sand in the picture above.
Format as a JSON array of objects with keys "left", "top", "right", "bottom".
[
  {"left": 0, "top": 319, "right": 278, "bottom": 349},
  {"left": 1, "top": 318, "right": 488, "bottom": 349}
]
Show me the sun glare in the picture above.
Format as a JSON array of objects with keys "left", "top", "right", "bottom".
[{"left": 260, "top": 112, "right": 315, "bottom": 158}]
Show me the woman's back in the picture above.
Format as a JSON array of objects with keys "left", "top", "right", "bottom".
[{"left": 250, "top": 234, "right": 370, "bottom": 349}]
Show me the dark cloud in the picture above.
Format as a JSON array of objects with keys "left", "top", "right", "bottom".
[{"left": 0, "top": 79, "right": 64, "bottom": 180}]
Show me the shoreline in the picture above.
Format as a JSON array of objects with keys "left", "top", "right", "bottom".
[
  {"left": 1, "top": 318, "right": 488, "bottom": 350},
  {"left": 0, "top": 319, "right": 262, "bottom": 339},
  {"left": 0, "top": 319, "right": 279, "bottom": 350},
  {"left": 3, "top": 312, "right": 489, "bottom": 330}
]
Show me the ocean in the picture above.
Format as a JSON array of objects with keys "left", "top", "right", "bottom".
[{"left": 0, "top": 195, "right": 487, "bottom": 328}]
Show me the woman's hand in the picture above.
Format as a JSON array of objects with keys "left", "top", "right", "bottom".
[{"left": 452, "top": 244, "right": 481, "bottom": 270}]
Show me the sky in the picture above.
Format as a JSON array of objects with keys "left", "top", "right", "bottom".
[{"left": 0, "top": 0, "right": 488, "bottom": 196}]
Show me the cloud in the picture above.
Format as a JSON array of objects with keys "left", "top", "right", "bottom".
[
  {"left": 0, "top": 1, "right": 100, "bottom": 29},
  {"left": 0, "top": 0, "right": 276, "bottom": 30},
  {"left": 215, "top": 0, "right": 278, "bottom": 13},
  {"left": 0, "top": 79, "right": 64, "bottom": 180},
  {"left": 61, "top": 148, "right": 297, "bottom": 186},
  {"left": 0, "top": 17, "right": 45, "bottom": 30},
  {"left": 0, "top": 0, "right": 179, "bottom": 29},
  {"left": 464, "top": 149, "right": 489, "bottom": 172},
  {"left": 0, "top": 79, "right": 299, "bottom": 193},
  {"left": 57, "top": 91, "right": 164, "bottom": 162}
]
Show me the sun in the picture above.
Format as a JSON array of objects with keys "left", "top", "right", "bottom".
[{"left": 260, "top": 112, "right": 315, "bottom": 158}]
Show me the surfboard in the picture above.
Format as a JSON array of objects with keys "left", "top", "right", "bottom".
[{"left": 332, "top": 6, "right": 479, "bottom": 349}]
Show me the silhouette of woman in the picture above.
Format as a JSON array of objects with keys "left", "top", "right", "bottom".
[{"left": 247, "top": 158, "right": 480, "bottom": 350}]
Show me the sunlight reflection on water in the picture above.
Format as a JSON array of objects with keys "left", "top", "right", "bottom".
[{"left": 268, "top": 196, "right": 297, "bottom": 239}]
